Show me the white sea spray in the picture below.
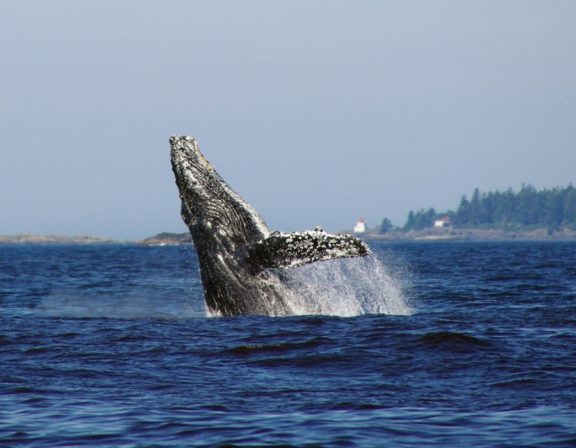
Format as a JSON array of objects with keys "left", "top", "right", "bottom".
[{"left": 269, "top": 254, "right": 413, "bottom": 317}]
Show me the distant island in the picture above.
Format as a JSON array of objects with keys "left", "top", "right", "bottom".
[
  {"left": 362, "top": 226, "right": 576, "bottom": 242},
  {"left": 0, "top": 232, "right": 192, "bottom": 246},
  {"left": 369, "top": 184, "right": 576, "bottom": 240},
  {"left": 138, "top": 232, "right": 192, "bottom": 246},
  {"left": 0, "top": 234, "right": 116, "bottom": 244}
]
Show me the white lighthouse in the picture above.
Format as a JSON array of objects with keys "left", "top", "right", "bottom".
[{"left": 353, "top": 218, "right": 366, "bottom": 234}]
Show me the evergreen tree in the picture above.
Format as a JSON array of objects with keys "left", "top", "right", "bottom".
[
  {"left": 403, "top": 208, "right": 437, "bottom": 231},
  {"left": 379, "top": 218, "right": 394, "bottom": 234},
  {"left": 517, "top": 184, "right": 537, "bottom": 225},
  {"left": 544, "top": 188, "right": 564, "bottom": 229},
  {"left": 469, "top": 188, "right": 482, "bottom": 225},
  {"left": 563, "top": 186, "right": 576, "bottom": 228},
  {"left": 403, "top": 211, "right": 416, "bottom": 231},
  {"left": 454, "top": 195, "right": 470, "bottom": 226}
]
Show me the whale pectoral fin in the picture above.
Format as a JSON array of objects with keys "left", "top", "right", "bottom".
[{"left": 241, "top": 230, "right": 370, "bottom": 272}]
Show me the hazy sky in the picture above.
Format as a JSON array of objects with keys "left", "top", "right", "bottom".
[{"left": 1, "top": 1, "right": 575, "bottom": 239}]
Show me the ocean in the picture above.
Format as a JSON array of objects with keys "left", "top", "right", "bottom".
[{"left": 1, "top": 241, "right": 575, "bottom": 447}]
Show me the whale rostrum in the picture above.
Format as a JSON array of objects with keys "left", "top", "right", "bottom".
[{"left": 170, "top": 136, "right": 369, "bottom": 316}]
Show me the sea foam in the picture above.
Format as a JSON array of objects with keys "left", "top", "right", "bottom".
[{"left": 273, "top": 254, "right": 413, "bottom": 317}]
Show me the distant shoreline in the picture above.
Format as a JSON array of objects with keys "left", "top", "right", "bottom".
[
  {"left": 362, "top": 226, "right": 576, "bottom": 242},
  {"left": 2, "top": 227, "right": 576, "bottom": 246},
  {"left": 0, "top": 234, "right": 117, "bottom": 245}
]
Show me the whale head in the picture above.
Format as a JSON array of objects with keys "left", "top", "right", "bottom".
[{"left": 170, "top": 136, "right": 270, "bottom": 251}]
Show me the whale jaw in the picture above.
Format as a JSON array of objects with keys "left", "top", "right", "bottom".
[{"left": 170, "top": 136, "right": 369, "bottom": 316}]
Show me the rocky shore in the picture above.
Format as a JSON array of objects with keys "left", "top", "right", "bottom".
[
  {"left": 138, "top": 232, "right": 192, "bottom": 246},
  {"left": 0, "top": 234, "right": 115, "bottom": 244},
  {"left": 364, "top": 226, "right": 576, "bottom": 242}
]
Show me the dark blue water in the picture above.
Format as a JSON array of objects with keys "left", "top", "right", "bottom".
[{"left": 1, "top": 241, "right": 575, "bottom": 446}]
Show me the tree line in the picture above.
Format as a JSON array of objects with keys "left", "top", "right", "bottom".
[{"left": 380, "top": 185, "right": 576, "bottom": 233}]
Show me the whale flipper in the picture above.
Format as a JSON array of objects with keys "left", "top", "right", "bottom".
[{"left": 241, "top": 230, "right": 369, "bottom": 273}]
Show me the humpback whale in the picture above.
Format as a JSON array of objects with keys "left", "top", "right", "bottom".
[{"left": 170, "top": 136, "right": 369, "bottom": 316}]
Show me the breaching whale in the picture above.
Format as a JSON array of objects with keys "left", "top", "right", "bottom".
[{"left": 170, "top": 136, "right": 369, "bottom": 316}]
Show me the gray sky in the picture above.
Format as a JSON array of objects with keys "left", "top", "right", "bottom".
[{"left": 1, "top": 1, "right": 575, "bottom": 240}]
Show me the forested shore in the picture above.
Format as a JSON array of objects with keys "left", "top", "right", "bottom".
[{"left": 381, "top": 185, "right": 576, "bottom": 234}]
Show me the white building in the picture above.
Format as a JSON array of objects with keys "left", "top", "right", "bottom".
[
  {"left": 434, "top": 216, "right": 451, "bottom": 228},
  {"left": 353, "top": 218, "right": 366, "bottom": 234}
]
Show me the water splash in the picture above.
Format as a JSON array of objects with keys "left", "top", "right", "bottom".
[{"left": 272, "top": 254, "right": 413, "bottom": 317}]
